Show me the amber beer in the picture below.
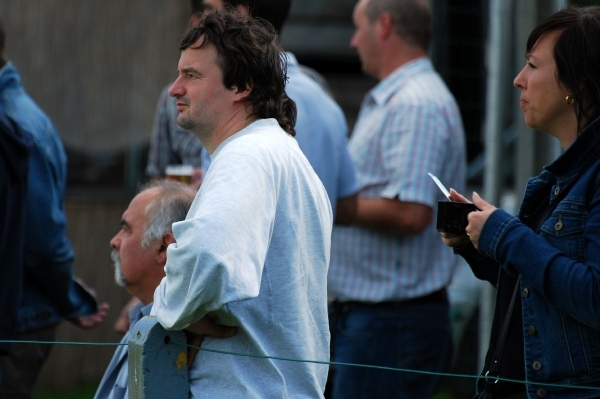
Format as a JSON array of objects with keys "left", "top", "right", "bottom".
[{"left": 165, "top": 165, "right": 193, "bottom": 184}]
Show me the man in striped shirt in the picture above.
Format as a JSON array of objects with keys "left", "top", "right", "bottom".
[{"left": 328, "top": 0, "right": 467, "bottom": 398}]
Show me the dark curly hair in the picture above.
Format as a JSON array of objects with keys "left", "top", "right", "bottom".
[
  {"left": 527, "top": 6, "right": 600, "bottom": 133},
  {"left": 180, "top": 8, "right": 296, "bottom": 136},
  {"left": 222, "top": 0, "right": 291, "bottom": 35}
]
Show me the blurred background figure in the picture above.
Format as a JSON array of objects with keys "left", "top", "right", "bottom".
[
  {"left": 327, "top": 0, "right": 466, "bottom": 398},
  {"left": 145, "top": 0, "right": 206, "bottom": 189},
  {"left": 0, "top": 20, "right": 108, "bottom": 399},
  {"left": 0, "top": 105, "right": 31, "bottom": 390}
]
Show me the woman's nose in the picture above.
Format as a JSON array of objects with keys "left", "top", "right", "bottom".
[{"left": 514, "top": 66, "right": 527, "bottom": 89}]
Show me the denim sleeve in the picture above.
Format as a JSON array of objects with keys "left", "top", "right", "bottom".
[
  {"left": 478, "top": 206, "right": 600, "bottom": 330},
  {"left": 23, "top": 133, "right": 97, "bottom": 319},
  {"left": 454, "top": 244, "right": 499, "bottom": 287}
]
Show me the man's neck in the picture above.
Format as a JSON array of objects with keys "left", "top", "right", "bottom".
[
  {"left": 377, "top": 42, "right": 427, "bottom": 81},
  {"left": 202, "top": 114, "right": 259, "bottom": 154}
]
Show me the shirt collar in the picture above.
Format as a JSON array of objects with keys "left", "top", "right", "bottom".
[
  {"left": 368, "top": 57, "right": 433, "bottom": 106},
  {"left": 128, "top": 301, "right": 154, "bottom": 328},
  {"left": 284, "top": 52, "right": 300, "bottom": 71}
]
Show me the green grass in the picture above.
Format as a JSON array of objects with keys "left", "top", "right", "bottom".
[
  {"left": 434, "top": 387, "right": 458, "bottom": 399},
  {"left": 33, "top": 384, "right": 98, "bottom": 399}
]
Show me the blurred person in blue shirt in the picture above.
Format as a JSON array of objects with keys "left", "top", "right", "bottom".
[{"left": 0, "top": 20, "right": 108, "bottom": 398}]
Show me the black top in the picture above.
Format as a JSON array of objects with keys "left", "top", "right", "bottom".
[{"left": 0, "top": 111, "right": 31, "bottom": 354}]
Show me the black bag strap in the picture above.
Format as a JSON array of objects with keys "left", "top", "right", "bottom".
[{"left": 486, "top": 275, "right": 521, "bottom": 378}]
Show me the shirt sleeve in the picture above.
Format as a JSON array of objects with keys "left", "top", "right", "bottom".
[
  {"left": 152, "top": 141, "right": 278, "bottom": 330},
  {"left": 337, "top": 127, "right": 358, "bottom": 200},
  {"left": 379, "top": 103, "right": 448, "bottom": 208},
  {"left": 479, "top": 206, "right": 600, "bottom": 330},
  {"left": 338, "top": 118, "right": 358, "bottom": 198}
]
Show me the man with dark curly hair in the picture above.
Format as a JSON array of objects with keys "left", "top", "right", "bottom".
[{"left": 151, "top": 9, "right": 333, "bottom": 398}]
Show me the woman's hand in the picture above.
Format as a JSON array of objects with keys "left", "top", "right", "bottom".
[
  {"left": 440, "top": 189, "right": 472, "bottom": 248},
  {"left": 440, "top": 190, "right": 497, "bottom": 250},
  {"left": 465, "top": 192, "right": 497, "bottom": 249}
]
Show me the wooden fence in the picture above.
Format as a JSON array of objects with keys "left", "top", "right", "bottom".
[
  {"left": 128, "top": 317, "right": 188, "bottom": 398},
  {"left": 0, "top": 0, "right": 190, "bottom": 153}
]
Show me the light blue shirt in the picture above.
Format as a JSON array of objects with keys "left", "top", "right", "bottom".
[
  {"left": 94, "top": 302, "right": 152, "bottom": 399},
  {"left": 285, "top": 53, "right": 358, "bottom": 213},
  {"left": 201, "top": 53, "right": 357, "bottom": 214},
  {"left": 329, "top": 58, "right": 467, "bottom": 302},
  {"left": 153, "top": 119, "right": 332, "bottom": 398}
]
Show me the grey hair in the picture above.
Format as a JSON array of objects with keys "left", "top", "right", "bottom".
[
  {"left": 139, "top": 179, "right": 196, "bottom": 248},
  {"left": 364, "top": 0, "right": 432, "bottom": 52}
]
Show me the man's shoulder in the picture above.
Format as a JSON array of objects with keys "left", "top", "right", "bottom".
[
  {"left": 216, "top": 119, "right": 288, "bottom": 157},
  {"left": 382, "top": 69, "right": 458, "bottom": 113},
  {"left": 287, "top": 70, "right": 330, "bottom": 101},
  {"left": 285, "top": 58, "right": 335, "bottom": 102},
  {"left": 285, "top": 67, "right": 346, "bottom": 133},
  {"left": 1, "top": 94, "right": 56, "bottom": 141}
]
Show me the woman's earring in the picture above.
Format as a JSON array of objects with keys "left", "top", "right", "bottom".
[{"left": 565, "top": 95, "right": 575, "bottom": 104}]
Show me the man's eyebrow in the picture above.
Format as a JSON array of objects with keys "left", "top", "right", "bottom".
[{"left": 182, "top": 67, "right": 201, "bottom": 75}]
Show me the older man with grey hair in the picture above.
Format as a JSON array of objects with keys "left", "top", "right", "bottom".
[{"left": 94, "top": 180, "right": 235, "bottom": 399}]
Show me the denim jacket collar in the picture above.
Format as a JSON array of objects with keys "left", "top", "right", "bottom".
[
  {"left": 0, "top": 61, "right": 20, "bottom": 92},
  {"left": 519, "top": 116, "right": 600, "bottom": 219},
  {"left": 543, "top": 116, "right": 600, "bottom": 190}
]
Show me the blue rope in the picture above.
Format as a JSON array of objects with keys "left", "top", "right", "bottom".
[{"left": 2, "top": 338, "right": 600, "bottom": 391}]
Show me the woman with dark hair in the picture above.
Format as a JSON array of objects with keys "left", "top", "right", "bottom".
[{"left": 442, "top": 6, "right": 600, "bottom": 399}]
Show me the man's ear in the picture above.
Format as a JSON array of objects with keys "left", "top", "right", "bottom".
[
  {"left": 157, "top": 232, "right": 176, "bottom": 265},
  {"left": 233, "top": 84, "right": 253, "bottom": 103},
  {"left": 377, "top": 12, "right": 394, "bottom": 40}
]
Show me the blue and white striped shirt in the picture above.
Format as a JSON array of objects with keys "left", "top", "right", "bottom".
[{"left": 328, "top": 58, "right": 466, "bottom": 302}]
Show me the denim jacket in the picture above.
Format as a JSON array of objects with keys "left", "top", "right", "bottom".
[
  {"left": 0, "top": 62, "right": 97, "bottom": 332},
  {"left": 458, "top": 116, "right": 600, "bottom": 399}
]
